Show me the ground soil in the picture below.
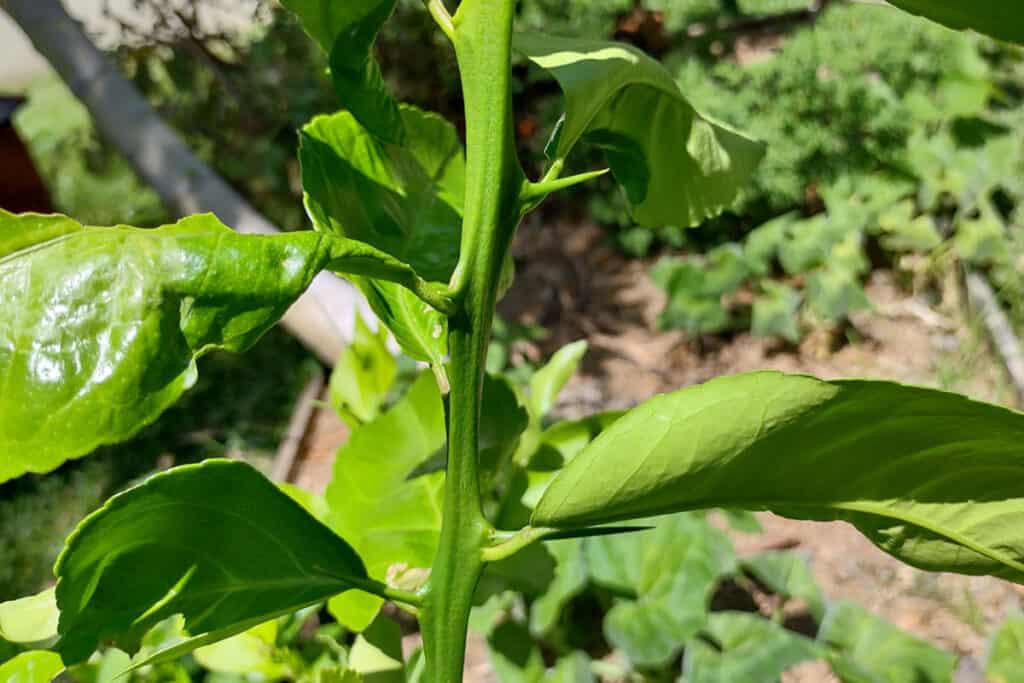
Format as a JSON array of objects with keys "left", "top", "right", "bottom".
[{"left": 294, "top": 220, "right": 1022, "bottom": 681}]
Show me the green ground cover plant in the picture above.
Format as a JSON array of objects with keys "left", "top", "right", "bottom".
[
  {"left": 650, "top": 5, "right": 1024, "bottom": 342},
  {"left": 2, "top": 1, "right": 1024, "bottom": 681}
]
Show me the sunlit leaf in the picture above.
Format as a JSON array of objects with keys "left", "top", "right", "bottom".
[
  {"left": 330, "top": 314, "right": 397, "bottom": 427},
  {"left": 0, "top": 211, "right": 437, "bottom": 482},
  {"left": 0, "top": 589, "right": 58, "bottom": 645},
  {"left": 326, "top": 372, "right": 445, "bottom": 631},
  {"left": 534, "top": 371, "right": 1024, "bottom": 583},
  {"left": 0, "top": 651, "right": 63, "bottom": 683},
  {"left": 683, "top": 612, "right": 823, "bottom": 683},
  {"left": 515, "top": 33, "right": 764, "bottom": 227},
  {"left": 820, "top": 602, "right": 957, "bottom": 682},
  {"left": 985, "top": 612, "right": 1024, "bottom": 683}
]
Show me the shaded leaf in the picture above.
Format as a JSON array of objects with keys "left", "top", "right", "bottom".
[
  {"left": 0, "top": 211, "right": 436, "bottom": 482},
  {"left": 820, "top": 602, "right": 956, "bottom": 683},
  {"left": 54, "top": 460, "right": 367, "bottom": 665},
  {"left": 683, "top": 612, "right": 823, "bottom": 683},
  {"left": 601, "top": 514, "right": 734, "bottom": 668},
  {"left": 529, "top": 539, "right": 587, "bottom": 638},
  {"left": 533, "top": 371, "right": 1024, "bottom": 583},
  {"left": 515, "top": 33, "right": 764, "bottom": 227},
  {"left": 279, "top": 0, "right": 402, "bottom": 141},
  {"left": 300, "top": 106, "right": 464, "bottom": 367},
  {"left": 885, "top": 1, "right": 1023, "bottom": 44},
  {"left": 326, "top": 372, "right": 445, "bottom": 631},
  {"left": 742, "top": 551, "right": 825, "bottom": 621}
]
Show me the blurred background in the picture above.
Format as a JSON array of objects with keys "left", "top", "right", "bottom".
[{"left": 2, "top": 1, "right": 1024, "bottom": 680}]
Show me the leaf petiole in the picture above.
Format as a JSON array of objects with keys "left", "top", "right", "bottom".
[
  {"left": 424, "top": 0, "right": 455, "bottom": 41},
  {"left": 348, "top": 577, "right": 424, "bottom": 607}
]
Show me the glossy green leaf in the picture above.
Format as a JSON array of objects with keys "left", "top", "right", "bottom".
[
  {"left": 985, "top": 612, "right": 1024, "bottom": 683},
  {"left": 0, "top": 590, "right": 58, "bottom": 645},
  {"left": 329, "top": 314, "right": 397, "bottom": 427},
  {"left": 326, "top": 372, "right": 445, "bottom": 630},
  {"left": 601, "top": 514, "right": 734, "bottom": 668},
  {"left": 280, "top": 0, "right": 402, "bottom": 141},
  {"left": 533, "top": 371, "right": 1024, "bottom": 583},
  {"left": 514, "top": 33, "right": 764, "bottom": 227},
  {"left": 683, "top": 612, "right": 823, "bottom": 683},
  {"left": 53, "top": 460, "right": 368, "bottom": 665},
  {"left": 300, "top": 105, "right": 464, "bottom": 368},
  {"left": 885, "top": 1, "right": 1023, "bottom": 44},
  {"left": 0, "top": 651, "right": 63, "bottom": 683},
  {"left": 742, "top": 551, "right": 825, "bottom": 621},
  {"left": 0, "top": 211, "right": 440, "bottom": 483},
  {"left": 820, "top": 602, "right": 956, "bottom": 683}
]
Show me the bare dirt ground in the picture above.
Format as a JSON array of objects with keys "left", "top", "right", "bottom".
[{"left": 295, "top": 219, "right": 1022, "bottom": 680}]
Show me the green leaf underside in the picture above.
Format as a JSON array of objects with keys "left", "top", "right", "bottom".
[
  {"left": 326, "top": 372, "right": 446, "bottom": 630},
  {"left": 886, "top": 1, "right": 1024, "bottom": 44},
  {"left": 0, "top": 651, "right": 64, "bottom": 683},
  {"left": 0, "top": 211, "right": 433, "bottom": 483},
  {"left": 300, "top": 105, "right": 464, "bottom": 366},
  {"left": 683, "top": 612, "right": 823, "bottom": 683},
  {"left": 514, "top": 33, "right": 765, "bottom": 227},
  {"left": 533, "top": 371, "right": 1024, "bottom": 583},
  {"left": 54, "top": 460, "right": 367, "bottom": 665},
  {"left": 0, "top": 589, "right": 59, "bottom": 644}
]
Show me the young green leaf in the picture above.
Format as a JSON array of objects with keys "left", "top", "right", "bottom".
[
  {"left": 885, "top": 1, "right": 1023, "bottom": 44},
  {"left": 0, "top": 211, "right": 446, "bottom": 483},
  {"left": 325, "top": 372, "right": 446, "bottom": 631},
  {"left": 532, "top": 371, "right": 1024, "bottom": 583},
  {"left": 54, "top": 460, "right": 369, "bottom": 665},
  {"left": 193, "top": 620, "right": 290, "bottom": 680},
  {"left": 514, "top": 33, "right": 765, "bottom": 227},
  {"left": 329, "top": 314, "right": 398, "bottom": 427},
  {"left": 514, "top": 341, "right": 589, "bottom": 467},
  {"left": 0, "top": 589, "right": 58, "bottom": 645},
  {"left": 683, "top": 612, "right": 823, "bottom": 683},
  {"left": 279, "top": 0, "right": 402, "bottom": 142},
  {"left": 820, "top": 602, "right": 957, "bottom": 682},
  {"left": 349, "top": 615, "right": 405, "bottom": 683},
  {"left": 300, "top": 105, "right": 465, "bottom": 369},
  {"left": 0, "top": 651, "right": 63, "bottom": 683}
]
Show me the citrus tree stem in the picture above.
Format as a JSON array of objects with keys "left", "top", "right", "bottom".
[{"left": 419, "top": 0, "right": 525, "bottom": 680}]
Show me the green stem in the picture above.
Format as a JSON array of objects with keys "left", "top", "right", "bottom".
[
  {"left": 420, "top": 1, "right": 525, "bottom": 681},
  {"left": 348, "top": 577, "right": 423, "bottom": 607}
]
